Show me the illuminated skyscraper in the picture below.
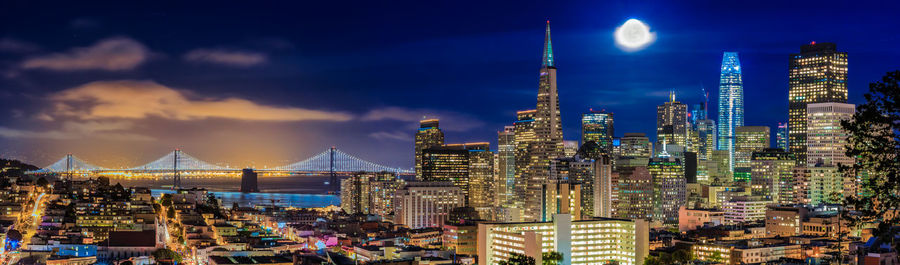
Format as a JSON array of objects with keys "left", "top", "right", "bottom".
[
  {"left": 514, "top": 110, "right": 537, "bottom": 220},
  {"left": 734, "top": 126, "right": 770, "bottom": 172},
  {"left": 788, "top": 42, "right": 848, "bottom": 163},
  {"left": 421, "top": 142, "right": 495, "bottom": 214},
  {"left": 518, "top": 21, "right": 565, "bottom": 221},
  {"left": 582, "top": 109, "right": 615, "bottom": 155},
  {"left": 614, "top": 133, "right": 653, "bottom": 167},
  {"left": 776, "top": 122, "right": 789, "bottom": 152},
  {"left": 341, "top": 172, "right": 404, "bottom": 216},
  {"left": 806, "top": 103, "right": 855, "bottom": 167},
  {"left": 616, "top": 166, "right": 654, "bottom": 220},
  {"left": 657, "top": 91, "right": 689, "bottom": 150},
  {"left": 717, "top": 52, "right": 744, "bottom": 173},
  {"left": 648, "top": 156, "right": 686, "bottom": 225},
  {"left": 750, "top": 148, "right": 796, "bottom": 204},
  {"left": 415, "top": 119, "right": 444, "bottom": 176},
  {"left": 541, "top": 181, "right": 582, "bottom": 221},
  {"left": 496, "top": 126, "right": 516, "bottom": 208}
]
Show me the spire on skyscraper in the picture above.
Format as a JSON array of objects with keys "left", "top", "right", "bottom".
[{"left": 542, "top": 20, "right": 554, "bottom": 68}]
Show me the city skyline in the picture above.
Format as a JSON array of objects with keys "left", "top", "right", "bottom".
[{"left": 1, "top": 1, "right": 898, "bottom": 169}]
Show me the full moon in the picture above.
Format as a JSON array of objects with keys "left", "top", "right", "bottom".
[{"left": 614, "top": 19, "right": 656, "bottom": 51}]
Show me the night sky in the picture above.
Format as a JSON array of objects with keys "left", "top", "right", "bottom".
[{"left": 1, "top": 0, "right": 898, "bottom": 169}]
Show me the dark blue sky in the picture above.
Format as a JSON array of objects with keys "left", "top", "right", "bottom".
[{"left": 1, "top": 0, "right": 898, "bottom": 168}]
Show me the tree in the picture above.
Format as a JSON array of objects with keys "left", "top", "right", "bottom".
[
  {"left": 671, "top": 249, "right": 694, "bottom": 264},
  {"left": 841, "top": 71, "right": 900, "bottom": 247},
  {"left": 152, "top": 248, "right": 182, "bottom": 263},
  {"left": 498, "top": 253, "right": 536, "bottom": 265},
  {"left": 642, "top": 256, "right": 662, "bottom": 265},
  {"left": 542, "top": 251, "right": 563, "bottom": 265},
  {"left": 166, "top": 206, "right": 175, "bottom": 219},
  {"left": 160, "top": 194, "right": 172, "bottom": 207},
  {"left": 35, "top": 177, "right": 49, "bottom": 187}
]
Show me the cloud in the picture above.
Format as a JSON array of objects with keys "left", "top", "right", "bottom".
[
  {"left": 369, "top": 131, "right": 412, "bottom": 141},
  {"left": 0, "top": 121, "right": 153, "bottom": 141},
  {"left": 0, "top": 38, "right": 39, "bottom": 53},
  {"left": 184, "top": 48, "right": 267, "bottom": 67},
  {"left": 49, "top": 80, "right": 354, "bottom": 122},
  {"left": 361, "top": 107, "right": 484, "bottom": 132},
  {"left": 21, "top": 37, "right": 149, "bottom": 71}
]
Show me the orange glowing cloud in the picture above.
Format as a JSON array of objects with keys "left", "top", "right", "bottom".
[
  {"left": 50, "top": 80, "right": 354, "bottom": 122},
  {"left": 21, "top": 37, "right": 150, "bottom": 71}
]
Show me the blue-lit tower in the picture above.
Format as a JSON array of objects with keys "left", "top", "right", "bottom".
[{"left": 717, "top": 52, "right": 744, "bottom": 172}]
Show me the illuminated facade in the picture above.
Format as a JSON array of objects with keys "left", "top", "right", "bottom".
[
  {"left": 582, "top": 110, "right": 615, "bottom": 155},
  {"left": 477, "top": 214, "right": 649, "bottom": 265},
  {"left": 550, "top": 157, "right": 607, "bottom": 218},
  {"left": 496, "top": 126, "right": 517, "bottom": 209},
  {"left": 750, "top": 149, "right": 796, "bottom": 205},
  {"left": 514, "top": 109, "right": 538, "bottom": 221},
  {"left": 415, "top": 119, "right": 444, "bottom": 177},
  {"left": 776, "top": 122, "right": 789, "bottom": 152},
  {"left": 734, "top": 126, "right": 770, "bottom": 181},
  {"left": 528, "top": 21, "right": 565, "bottom": 222},
  {"left": 541, "top": 181, "right": 582, "bottom": 221},
  {"left": 656, "top": 91, "right": 689, "bottom": 150},
  {"left": 393, "top": 181, "right": 464, "bottom": 229},
  {"left": 340, "top": 172, "right": 404, "bottom": 216},
  {"left": 722, "top": 196, "right": 772, "bottom": 224},
  {"left": 615, "top": 166, "right": 654, "bottom": 220},
  {"left": 788, "top": 42, "right": 848, "bottom": 163},
  {"left": 717, "top": 52, "right": 744, "bottom": 173},
  {"left": 421, "top": 142, "right": 494, "bottom": 212},
  {"left": 614, "top": 133, "right": 653, "bottom": 162},
  {"left": 806, "top": 102, "right": 855, "bottom": 167},
  {"left": 648, "top": 156, "right": 685, "bottom": 225}
]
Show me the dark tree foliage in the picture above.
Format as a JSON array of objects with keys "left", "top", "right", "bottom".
[
  {"left": 841, "top": 71, "right": 900, "bottom": 243},
  {"left": 542, "top": 251, "right": 563, "bottom": 265},
  {"left": 841, "top": 71, "right": 900, "bottom": 235},
  {"left": 35, "top": 177, "right": 49, "bottom": 187},
  {"left": 498, "top": 253, "right": 536, "bottom": 265},
  {"left": 152, "top": 248, "right": 182, "bottom": 263}
]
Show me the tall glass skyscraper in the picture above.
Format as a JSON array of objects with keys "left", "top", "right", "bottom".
[
  {"left": 520, "top": 21, "right": 565, "bottom": 222},
  {"left": 776, "top": 122, "right": 789, "bottom": 151},
  {"left": 717, "top": 52, "right": 744, "bottom": 172},
  {"left": 582, "top": 109, "right": 615, "bottom": 155},
  {"left": 788, "top": 43, "right": 848, "bottom": 163}
]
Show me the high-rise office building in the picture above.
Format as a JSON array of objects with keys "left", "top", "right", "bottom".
[
  {"left": 421, "top": 143, "right": 495, "bottom": 213},
  {"left": 514, "top": 110, "right": 538, "bottom": 219},
  {"left": 527, "top": 21, "right": 565, "bottom": 222},
  {"left": 717, "top": 52, "right": 745, "bottom": 173},
  {"left": 415, "top": 119, "right": 444, "bottom": 177},
  {"left": 788, "top": 42, "right": 848, "bottom": 163},
  {"left": 656, "top": 91, "right": 689, "bottom": 150},
  {"left": 496, "top": 126, "right": 516, "bottom": 208},
  {"left": 550, "top": 157, "right": 608, "bottom": 218},
  {"left": 616, "top": 166, "right": 654, "bottom": 221},
  {"left": 465, "top": 142, "right": 495, "bottom": 214},
  {"left": 750, "top": 148, "right": 796, "bottom": 205},
  {"left": 695, "top": 119, "right": 717, "bottom": 160},
  {"left": 582, "top": 109, "right": 615, "bottom": 155},
  {"left": 394, "top": 181, "right": 465, "bottom": 229},
  {"left": 806, "top": 103, "right": 855, "bottom": 167},
  {"left": 614, "top": 133, "right": 653, "bottom": 163},
  {"left": 541, "top": 181, "right": 582, "bottom": 221},
  {"left": 734, "top": 126, "right": 771, "bottom": 175},
  {"left": 648, "top": 156, "right": 686, "bottom": 225},
  {"left": 776, "top": 122, "right": 789, "bottom": 152},
  {"left": 341, "top": 172, "right": 404, "bottom": 216}
]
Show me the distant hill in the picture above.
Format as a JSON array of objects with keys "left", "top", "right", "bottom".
[{"left": 1, "top": 158, "right": 39, "bottom": 177}]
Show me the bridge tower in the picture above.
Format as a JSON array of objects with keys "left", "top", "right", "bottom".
[
  {"left": 65, "top": 153, "right": 72, "bottom": 181},
  {"left": 173, "top": 149, "right": 181, "bottom": 189},
  {"left": 330, "top": 146, "right": 338, "bottom": 193}
]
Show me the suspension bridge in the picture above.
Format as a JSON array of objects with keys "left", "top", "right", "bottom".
[{"left": 29, "top": 147, "right": 413, "bottom": 189}]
